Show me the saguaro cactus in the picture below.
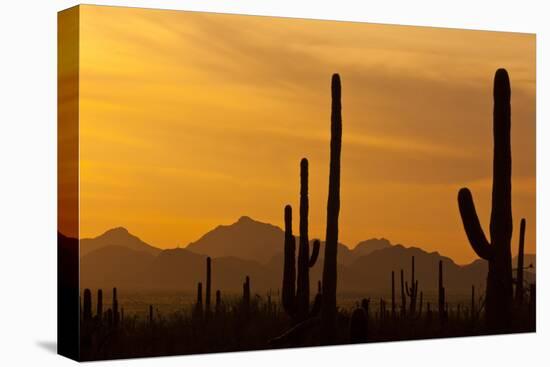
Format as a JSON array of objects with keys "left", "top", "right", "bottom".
[
  {"left": 283, "top": 160, "right": 322, "bottom": 322},
  {"left": 296, "top": 158, "right": 311, "bottom": 319},
  {"left": 112, "top": 287, "right": 119, "bottom": 327},
  {"left": 405, "top": 256, "right": 419, "bottom": 315},
  {"left": 391, "top": 271, "right": 396, "bottom": 318},
  {"left": 321, "top": 73, "right": 342, "bottom": 345},
  {"left": 349, "top": 308, "right": 368, "bottom": 343},
  {"left": 282, "top": 206, "right": 296, "bottom": 314},
  {"left": 400, "top": 269, "right": 406, "bottom": 318},
  {"left": 83, "top": 289, "right": 92, "bottom": 322},
  {"left": 438, "top": 260, "right": 446, "bottom": 325},
  {"left": 96, "top": 289, "right": 103, "bottom": 321},
  {"left": 206, "top": 257, "right": 212, "bottom": 313},
  {"left": 215, "top": 290, "right": 221, "bottom": 314},
  {"left": 243, "top": 276, "right": 251, "bottom": 314},
  {"left": 195, "top": 282, "right": 203, "bottom": 318},
  {"left": 471, "top": 285, "right": 476, "bottom": 321},
  {"left": 515, "top": 218, "right": 526, "bottom": 304},
  {"left": 282, "top": 205, "right": 296, "bottom": 316},
  {"left": 457, "top": 68, "right": 513, "bottom": 331}
]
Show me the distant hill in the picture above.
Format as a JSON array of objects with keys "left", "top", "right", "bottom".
[
  {"left": 352, "top": 238, "right": 392, "bottom": 257},
  {"left": 78, "top": 219, "right": 536, "bottom": 296},
  {"left": 185, "top": 216, "right": 284, "bottom": 264},
  {"left": 80, "top": 227, "right": 161, "bottom": 257}
]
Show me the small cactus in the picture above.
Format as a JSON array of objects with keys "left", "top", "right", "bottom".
[
  {"left": 113, "top": 287, "right": 119, "bottom": 327},
  {"left": 83, "top": 289, "right": 92, "bottom": 322},
  {"left": 405, "top": 256, "right": 419, "bottom": 315},
  {"left": 205, "top": 257, "right": 212, "bottom": 314},
  {"left": 515, "top": 218, "right": 526, "bottom": 304},
  {"left": 391, "top": 271, "right": 396, "bottom": 318},
  {"left": 349, "top": 308, "right": 368, "bottom": 343},
  {"left": 96, "top": 289, "right": 103, "bottom": 322},
  {"left": 243, "top": 276, "right": 250, "bottom": 314},
  {"left": 107, "top": 308, "right": 113, "bottom": 328},
  {"left": 400, "top": 269, "right": 406, "bottom": 318},
  {"left": 471, "top": 285, "right": 476, "bottom": 321},
  {"left": 195, "top": 282, "right": 203, "bottom": 318},
  {"left": 215, "top": 290, "right": 221, "bottom": 314},
  {"left": 439, "top": 260, "right": 446, "bottom": 325}
]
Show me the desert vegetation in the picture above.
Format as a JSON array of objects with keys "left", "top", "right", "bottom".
[{"left": 77, "top": 69, "right": 535, "bottom": 360}]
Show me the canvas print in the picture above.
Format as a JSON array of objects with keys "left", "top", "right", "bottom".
[{"left": 58, "top": 5, "right": 536, "bottom": 361}]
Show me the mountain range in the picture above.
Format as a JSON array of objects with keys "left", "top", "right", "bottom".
[{"left": 78, "top": 216, "right": 535, "bottom": 295}]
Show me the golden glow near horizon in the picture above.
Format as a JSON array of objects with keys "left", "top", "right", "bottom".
[{"left": 76, "top": 5, "right": 536, "bottom": 264}]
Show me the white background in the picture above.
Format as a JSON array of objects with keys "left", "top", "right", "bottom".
[{"left": 0, "top": 0, "right": 547, "bottom": 365}]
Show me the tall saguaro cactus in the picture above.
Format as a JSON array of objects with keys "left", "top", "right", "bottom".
[
  {"left": 282, "top": 205, "right": 296, "bottom": 316},
  {"left": 321, "top": 73, "right": 342, "bottom": 344},
  {"left": 282, "top": 164, "right": 321, "bottom": 323},
  {"left": 457, "top": 68, "right": 513, "bottom": 331},
  {"left": 515, "top": 218, "right": 526, "bottom": 304},
  {"left": 297, "top": 158, "right": 312, "bottom": 320}
]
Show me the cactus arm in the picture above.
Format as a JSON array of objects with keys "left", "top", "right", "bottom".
[
  {"left": 458, "top": 188, "right": 493, "bottom": 260},
  {"left": 309, "top": 239, "right": 320, "bottom": 267},
  {"left": 405, "top": 281, "right": 411, "bottom": 297}
]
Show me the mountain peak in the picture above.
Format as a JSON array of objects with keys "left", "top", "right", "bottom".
[
  {"left": 80, "top": 226, "right": 161, "bottom": 257},
  {"left": 103, "top": 227, "right": 130, "bottom": 236},
  {"left": 237, "top": 215, "right": 254, "bottom": 223}
]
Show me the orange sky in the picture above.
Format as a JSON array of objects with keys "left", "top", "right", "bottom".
[{"left": 74, "top": 5, "right": 535, "bottom": 264}]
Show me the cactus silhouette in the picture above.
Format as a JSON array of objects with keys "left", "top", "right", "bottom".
[
  {"left": 457, "top": 68, "right": 513, "bottom": 331},
  {"left": 349, "top": 308, "right": 368, "bottom": 343},
  {"left": 515, "top": 218, "right": 526, "bottom": 304},
  {"left": 243, "top": 276, "right": 250, "bottom": 314},
  {"left": 405, "top": 256, "right": 419, "bottom": 315},
  {"left": 283, "top": 159, "right": 322, "bottom": 322},
  {"left": 149, "top": 304, "right": 153, "bottom": 325},
  {"left": 215, "top": 290, "right": 221, "bottom": 314},
  {"left": 391, "top": 271, "right": 396, "bottom": 318},
  {"left": 418, "top": 292, "right": 423, "bottom": 316},
  {"left": 206, "top": 257, "right": 212, "bottom": 314},
  {"left": 107, "top": 308, "right": 113, "bottom": 328},
  {"left": 361, "top": 298, "right": 370, "bottom": 318},
  {"left": 83, "top": 289, "right": 92, "bottom": 322},
  {"left": 195, "top": 282, "right": 203, "bottom": 318},
  {"left": 471, "top": 285, "right": 476, "bottom": 321},
  {"left": 321, "top": 73, "right": 342, "bottom": 345},
  {"left": 113, "top": 287, "right": 119, "bottom": 327},
  {"left": 438, "top": 260, "right": 446, "bottom": 325},
  {"left": 282, "top": 205, "right": 297, "bottom": 317},
  {"left": 296, "top": 158, "right": 311, "bottom": 320},
  {"left": 96, "top": 289, "right": 103, "bottom": 321},
  {"left": 400, "top": 269, "right": 406, "bottom": 318}
]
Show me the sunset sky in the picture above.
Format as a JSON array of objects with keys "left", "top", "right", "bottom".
[{"left": 74, "top": 5, "right": 535, "bottom": 264}]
